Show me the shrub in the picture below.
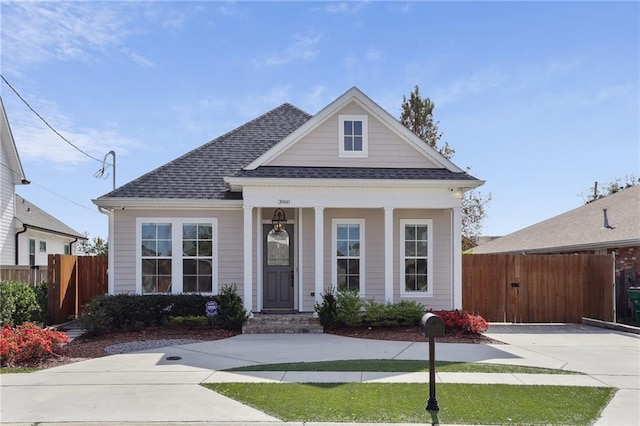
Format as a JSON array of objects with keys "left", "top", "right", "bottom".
[
  {"left": 78, "top": 284, "right": 248, "bottom": 334},
  {"left": 335, "top": 290, "right": 364, "bottom": 327},
  {"left": 168, "top": 315, "right": 210, "bottom": 327},
  {"left": 387, "top": 300, "right": 425, "bottom": 325},
  {"left": 34, "top": 281, "right": 49, "bottom": 324},
  {"left": 431, "top": 309, "right": 489, "bottom": 335},
  {"left": 0, "top": 280, "right": 40, "bottom": 326},
  {"left": 212, "top": 284, "right": 249, "bottom": 331},
  {"left": 0, "top": 322, "right": 69, "bottom": 367},
  {"left": 315, "top": 288, "right": 338, "bottom": 329}
]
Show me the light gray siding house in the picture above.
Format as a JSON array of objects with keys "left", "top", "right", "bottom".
[
  {"left": 93, "top": 87, "right": 483, "bottom": 314},
  {"left": 0, "top": 97, "right": 86, "bottom": 267}
]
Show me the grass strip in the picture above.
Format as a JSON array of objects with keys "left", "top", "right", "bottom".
[
  {"left": 226, "top": 359, "right": 582, "bottom": 374},
  {"left": 204, "top": 382, "right": 614, "bottom": 425}
]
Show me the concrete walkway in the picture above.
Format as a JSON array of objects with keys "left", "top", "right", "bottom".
[{"left": 1, "top": 324, "right": 638, "bottom": 425}]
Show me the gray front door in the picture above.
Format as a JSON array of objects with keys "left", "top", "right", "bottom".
[{"left": 263, "top": 224, "right": 294, "bottom": 309}]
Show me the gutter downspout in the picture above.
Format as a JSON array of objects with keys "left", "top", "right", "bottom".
[
  {"left": 97, "top": 206, "right": 114, "bottom": 295},
  {"left": 70, "top": 237, "right": 79, "bottom": 255},
  {"left": 15, "top": 224, "right": 28, "bottom": 265}
]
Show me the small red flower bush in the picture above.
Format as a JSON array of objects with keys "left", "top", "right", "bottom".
[
  {"left": 430, "top": 309, "right": 489, "bottom": 336},
  {"left": 0, "top": 322, "right": 69, "bottom": 367}
]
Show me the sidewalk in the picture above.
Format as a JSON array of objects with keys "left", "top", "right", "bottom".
[{"left": 1, "top": 324, "right": 639, "bottom": 425}]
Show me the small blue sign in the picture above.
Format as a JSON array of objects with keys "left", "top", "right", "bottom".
[{"left": 206, "top": 301, "right": 218, "bottom": 317}]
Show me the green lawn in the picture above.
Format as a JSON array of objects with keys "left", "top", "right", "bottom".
[
  {"left": 227, "top": 359, "right": 582, "bottom": 374},
  {"left": 204, "top": 382, "right": 615, "bottom": 425},
  {"left": 0, "top": 367, "right": 40, "bottom": 374}
]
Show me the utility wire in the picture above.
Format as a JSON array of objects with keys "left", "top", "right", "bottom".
[
  {"left": 0, "top": 162, "right": 98, "bottom": 214},
  {"left": 1, "top": 74, "right": 106, "bottom": 164}
]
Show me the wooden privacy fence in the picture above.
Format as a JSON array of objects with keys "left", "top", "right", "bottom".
[
  {"left": 47, "top": 255, "right": 108, "bottom": 324},
  {"left": 0, "top": 266, "right": 48, "bottom": 286},
  {"left": 462, "top": 254, "right": 614, "bottom": 323}
]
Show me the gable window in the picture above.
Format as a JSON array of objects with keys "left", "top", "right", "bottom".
[
  {"left": 400, "top": 219, "right": 433, "bottom": 296},
  {"left": 39, "top": 240, "right": 47, "bottom": 252},
  {"left": 332, "top": 219, "right": 365, "bottom": 294},
  {"left": 137, "top": 218, "right": 217, "bottom": 295},
  {"left": 339, "top": 115, "right": 368, "bottom": 157}
]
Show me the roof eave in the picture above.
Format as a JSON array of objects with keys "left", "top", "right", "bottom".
[
  {"left": 474, "top": 238, "right": 640, "bottom": 254},
  {"left": 224, "top": 176, "right": 485, "bottom": 192},
  {"left": 92, "top": 197, "right": 244, "bottom": 210}
]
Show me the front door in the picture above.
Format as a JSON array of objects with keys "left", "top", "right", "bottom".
[{"left": 263, "top": 223, "right": 294, "bottom": 310}]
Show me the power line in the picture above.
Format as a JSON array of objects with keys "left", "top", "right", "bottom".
[
  {"left": 0, "top": 162, "right": 99, "bottom": 214},
  {"left": 1, "top": 74, "right": 106, "bottom": 164}
]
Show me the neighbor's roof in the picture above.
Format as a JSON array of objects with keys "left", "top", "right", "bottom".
[
  {"left": 15, "top": 194, "right": 86, "bottom": 239},
  {"left": 472, "top": 185, "right": 640, "bottom": 254}
]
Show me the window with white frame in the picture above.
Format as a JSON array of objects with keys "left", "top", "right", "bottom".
[
  {"left": 39, "top": 240, "right": 47, "bottom": 252},
  {"left": 339, "top": 115, "right": 368, "bottom": 157},
  {"left": 332, "top": 219, "right": 365, "bottom": 293},
  {"left": 64, "top": 244, "right": 71, "bottom": 255},
  {"left": 400, "top": 219, "right": 433, "bottom": 295},
  {"left": 138, "top": 218, "right": 217, "bottom": 294}
]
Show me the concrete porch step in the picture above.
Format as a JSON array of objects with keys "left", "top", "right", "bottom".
[{"left": 242, "top": 313, "right": 324, "bottom": 334}]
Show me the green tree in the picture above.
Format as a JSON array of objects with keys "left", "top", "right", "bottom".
[
  {"left": 584, "top": 174, "right": 638, "bottom": 203},
  {"left": 80, "top": 235, "right": 108, "bottom": 256},
  {"left": 400, "top": 85, "right": 491, "bottom": 249}
]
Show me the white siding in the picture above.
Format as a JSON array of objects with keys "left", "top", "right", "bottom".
[
  {"left": 267, "top": 101, "right": 439, "bottom": 168},
  {"left": 0, "top": 142, "right": 15, "bottom": 266},
  {"left": 16, "top": 229, "right": 75, "bottom": 266}
]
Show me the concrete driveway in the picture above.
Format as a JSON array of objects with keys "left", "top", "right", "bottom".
[{"left": 1, "top": 323, "right": 638, "bottom": 425}]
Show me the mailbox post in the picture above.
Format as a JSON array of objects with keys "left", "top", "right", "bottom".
[{"left": 420, "top": 312, "right": 445, "bottom": 412}]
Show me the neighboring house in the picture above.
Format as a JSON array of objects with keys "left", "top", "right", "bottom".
[
  {"left": 0, "top": 97, "right": 86, "bottom": 267},
  {"left": 471, "top": 185, "right": 640, "bottom": 282},
  {"left": 93, "top": 87, "right": 483, "bottom": 314}
]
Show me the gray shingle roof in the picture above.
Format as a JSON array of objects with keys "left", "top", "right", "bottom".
[
  {"left": 472, "top": 185, "right": 640, "bottom": 254},
  {"left": 97, "top": 101, "right": 478, "bottom": 201},
  {"left": 235, "top": 166, "right": 478, "bottom": 181},
  {"left": 98, "top": 103, "right": 312, "bottom": 200},
  {"left": 15, "top": 194, "right": 85, "bottom": 238}
]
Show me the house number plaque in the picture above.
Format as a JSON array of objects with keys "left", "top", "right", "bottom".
[{"left": 278, "top": 199, "right": 290, "bottom": 205}]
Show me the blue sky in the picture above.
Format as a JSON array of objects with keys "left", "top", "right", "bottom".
[{"left": 1, "top": 1, "right": 638, "bottom": 242}]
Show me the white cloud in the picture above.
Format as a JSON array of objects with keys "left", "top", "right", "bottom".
[
  {"left": 4, "top": 95, "right": 142, "bottom": 168},
  {"left": 256, "top": 32, "right": 322, "bottom": 67},
  {"left": 121, "top": 48, "right": 157, "bottom": 68},
  {"left": 365, "top": 48, "right": 382, "bottom": 61},
  {"left": 434, "top": 67, "right": 506, "bottom": 106},
  {"left": 324, "top": 1, "right": 367, "bottom": 15}
]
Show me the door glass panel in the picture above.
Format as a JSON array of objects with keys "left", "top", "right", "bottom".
[{"left": 267, "top": 229, "right": 289, "bottom": 266}]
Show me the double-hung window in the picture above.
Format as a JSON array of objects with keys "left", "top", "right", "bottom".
[
  {"left": 339, "top": 115, "right": 368, "bottom": 157},
  {"left": 400, "top": 219, "right": 433, "bottom": 296},
  {"left": 138, "top": 218, "right": 217, "bottom": 294},
  {"left": 332, "top": 219, "right": 365, "bottom": 294}
]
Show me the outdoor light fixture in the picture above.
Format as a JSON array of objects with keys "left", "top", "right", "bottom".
[{"left": 271, "top": 208, "right": 287, "bottom": 232}]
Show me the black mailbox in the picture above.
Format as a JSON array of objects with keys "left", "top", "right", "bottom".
[{"left": 420, "top": 313, "right": 445, "bottom": 338}]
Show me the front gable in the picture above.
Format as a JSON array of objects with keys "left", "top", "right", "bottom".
[{"left": 245, "top": 87, "right": 463, "bottom": 172}]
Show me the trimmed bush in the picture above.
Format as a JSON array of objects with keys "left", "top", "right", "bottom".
[
  {"left": 315, "top": 288, "right": 339, "bottom": 330},
  {"left": 0, "top": 280, "right": 40, "bottom": 326},
  {"left": 78, "top": 284, "right": 248, "bottom": 335}
]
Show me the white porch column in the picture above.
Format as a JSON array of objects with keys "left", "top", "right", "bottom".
[
  {"left": 451, "top": 206, "right": 463, "bottom": 309},
  {"left": 243, "top": 206, "right": 253, "bottom": 314},
  {"left": 314, "top": 206, "right": 324, "bottom": 305},
  {"left": 256, "top": 207, "right": 262, "bottom": 312},
  {"left": 298, "top": 207, "right": 304, "bottom": 311},
  {"left": 384, "top": 207, "right": 394, "bottom": 303}
]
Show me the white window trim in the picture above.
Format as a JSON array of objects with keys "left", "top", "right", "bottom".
[
  {"left": 39, "top": 240, "right": 47, "bottom": 253},
  {"left": 338, "top": 114, "right": 368, "bottom": 158},
  {"left": 331, "top": 218, "right": 365, "bottom": 296},
  {"left": 135, "top": 217, "right": 218, "bottom": 295},
  {"left": 400, "top": 219, "right": 433, "bottom": 297}
]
